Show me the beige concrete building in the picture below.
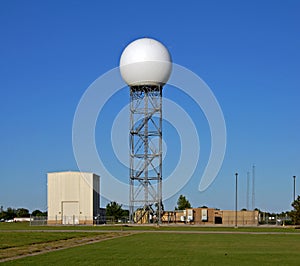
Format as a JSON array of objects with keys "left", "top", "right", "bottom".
[
  {"left": 47, "top": 171, "right": 100, "bottom": 225},
  {"left": 161, "top": 208, "right": 259, "bottom": 226}
]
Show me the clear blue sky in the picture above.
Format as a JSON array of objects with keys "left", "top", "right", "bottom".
[{"left": 0, "top": 0, "right": 299, "bottom": 213}]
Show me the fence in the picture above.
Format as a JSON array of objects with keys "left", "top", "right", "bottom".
[
  {"left": 47, "top": 215, "right": 95, "bottom": 225},
  {"left": 29, "top": 216, "right": 47, "bottom": 226},
  {"left": 29, "top": 215, "right": 129, "bottom": 226},
  {"left": 105, "top": 216, "right": 129, "bottom": 224}
]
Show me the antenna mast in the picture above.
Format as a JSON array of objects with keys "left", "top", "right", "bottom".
[
  {"left": 247, "top": 171, "right": 250, "bottom": 210},
  {"left": 252, "top": 165, "right": 255, "bottom": 210}
]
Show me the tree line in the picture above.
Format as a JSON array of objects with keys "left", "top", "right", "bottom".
[{"left": 0, "top": 206, "right": 47, "bottom": 221}]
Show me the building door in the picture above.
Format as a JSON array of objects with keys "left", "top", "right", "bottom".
[{"left": 62, "top": 201, "right": 79, "bottom": 225}]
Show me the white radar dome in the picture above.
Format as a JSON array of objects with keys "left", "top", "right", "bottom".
[{"left": 120, "top": 38, "right": 172, "bottom": 86}]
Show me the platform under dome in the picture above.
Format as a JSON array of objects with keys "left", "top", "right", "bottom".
[{"left": 120, "top": 38, "right": 172, "bottom": 86}]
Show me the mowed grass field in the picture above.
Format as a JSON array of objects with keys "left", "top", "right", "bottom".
[
  {"left": 1, "top": 223, "right": 300, "bottom": 265},
  {"left": 1, "top": 222, "right": 299, "bottom": 232}
]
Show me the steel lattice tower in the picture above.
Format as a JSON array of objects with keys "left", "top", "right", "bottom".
[{"left": 129, "top": 85, "right": 162, "bottom": 223}]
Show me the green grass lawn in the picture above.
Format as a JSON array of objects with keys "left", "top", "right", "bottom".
[
  {"left": 0, "top": 222, "right": 299, "bottom": 233},
  {"left": 2, "top": 232, "right": 300, "bottom": 265},
  {"left": 0, "top": 231, "right": 104, "bottom": 249}
]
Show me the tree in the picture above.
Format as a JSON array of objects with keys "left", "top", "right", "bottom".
[
  {"left": 5, "top": 208, "right": 17, "bottom": 220},
  {"left": 32, "top": 210, "right": 47, "bottom": 217},
  {"left": 0, "top": 207, "right": 17, "bottom": 220},
  {"left": 16, "top": 208, "right": 30, "bottom": 218},
  {"left": 106, "top": 202, "right": 125, "bottom": 221},
  {"left": 122, "top": 209, "right": 129, "bottom": 217},
  {"left": 290, "top": 195, "right": 300, "bottom": 225},
  {"left": 176, "top": 195, "right": 191, "bottom": 210},
  {"left": 0, "top": 207, "right": 6, "bottom": 220}
]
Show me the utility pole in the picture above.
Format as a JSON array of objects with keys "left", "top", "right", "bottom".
[
  {"left": 246, "top": 171, "right": 250, "bottom": 210},
  {"left": 252, "top": 165, "right": 255, "bottom": 210},
  {"left": 235, "top": 172, "right": 238, "bottom": 228},
  {"left": 293, "top": 176, "right": 296, "bottom": 202}
]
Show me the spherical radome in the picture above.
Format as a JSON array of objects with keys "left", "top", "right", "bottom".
[{"left": 119, "top": 38, "right": 172, "bottom": 86}]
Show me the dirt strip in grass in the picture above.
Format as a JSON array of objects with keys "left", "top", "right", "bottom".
[{"left": 0, "top": 232, "right": 133, "bottom": 263}]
